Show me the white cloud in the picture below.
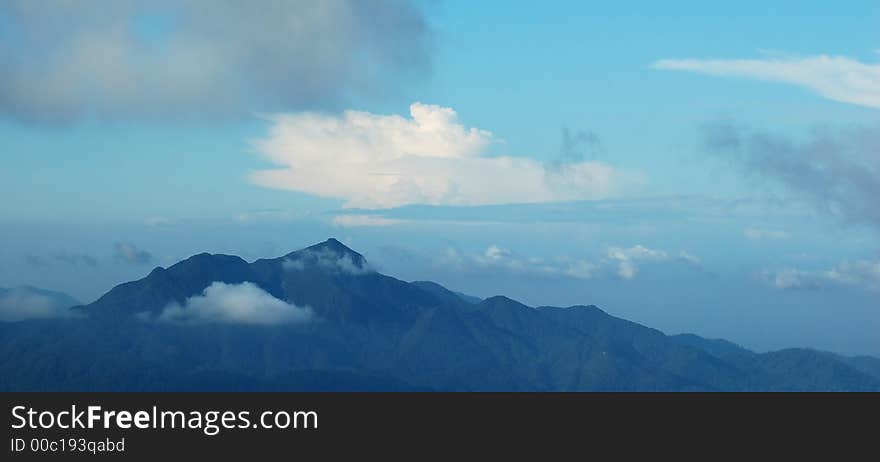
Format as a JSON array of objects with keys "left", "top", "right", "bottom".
[
  {"left": 158, "top": 282, "right": 313, "bottom": 325},
  {"left": 0, "top": 287, "right": 78, "bottom": 322},
  {"left": 759, "top": 260, "right": 880, "bottom": 291},
  {"left": 284, "top": 248, "right": 373, "bottom": 275},
  {"left": 653, "top": 54, "right": 880, "bottom": 109},
  {"left": 250, "top": 103, "right": 634, "bottom": 208},
  {"left": 332, "top": 214, "right": 404, "bottom": 227},
  {"left": 744, "top": 227, "right": 789, "bottom": 240},
  {"left": 437, "top": 244, "right": 697, "bottom": 281},
  {"left": 605, "top": 244, "right": 700, "bottom": 279}
]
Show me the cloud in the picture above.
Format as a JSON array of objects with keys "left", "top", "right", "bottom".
[
  {"left": 437, "top": 244, "right": 698, "bottom": 281},
  {"left": 251, "top": 103, "right": 634, "bottom": 208},
  {"left": 758, "top": 260, "right": 880, "bottom": 291},
  {"left": 158, "top": 281, "right": 313, "bottom": 325},
  {"left": 0, "top": 0, "right": 431, "bottom": 123},
  {"left": 332, "top": 214, "right": 405, "bottom": 227},
  {"left": 24, "top": 252, "right": 98, "bottom": 267},
  {"left": 114, "top": 242, "right": 153, "bottom": 264},
  {"left": 652, "top": 54, "right": 880, "bottom": 109},
  {"left": 0, "top": 286, "right": 79, "bottom": 322},
  {"left": 52, "top": 251, "right": 99, "bottom": 267},
  {"left": 605, "top": 245, "right": 699, "bottom": 279},
  {"left": 144, "top": 216, "right": 175, "bottom": 228},
  {"left": 744, "top": 227, "right": 789, "bottom": 240},
  {"left": 284, "top": 248, "right": 373, "bottom": 275},
  {"left": 702, "top": 122, "right": 880, "bottom": 229}
]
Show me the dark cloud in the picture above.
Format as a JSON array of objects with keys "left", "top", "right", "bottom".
[
  {"left": 0, "top": 0, "right": 432, "bottom": 123},
  {"left": 114, "top": 242, "right": 153, "bottom": 265},
  {"left": 702, "top": 122, "right": 880, "bottom": 229}
]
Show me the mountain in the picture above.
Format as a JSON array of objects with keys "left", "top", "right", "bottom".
[{"left": 1, "top": 239, "right": 878, "bottom": 391}]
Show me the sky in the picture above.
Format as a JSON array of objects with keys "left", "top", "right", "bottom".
[{"left": 1, "top": 0, "right": 878, "bottom": 355}]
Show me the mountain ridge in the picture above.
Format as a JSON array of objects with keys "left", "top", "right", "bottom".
[{"left": 2, "top": 238, "right": 878, "bottom": 391}]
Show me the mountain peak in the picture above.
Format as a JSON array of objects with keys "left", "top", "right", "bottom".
[{"left": 286, "top": 238, "right": 368, "bottom": 269}]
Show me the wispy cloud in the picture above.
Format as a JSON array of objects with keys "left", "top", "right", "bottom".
[
  {"left": 653, "top": 54, "right": 880, "bottom": 109},
  {"left": 744, "top": 227, "right": 789, "bottom": 240},
  {"left": 332, "top": 214, "right": 405, "bottom": 228},
  {"left": 52, "top": 252, "right": 99, "bottom": 267},
  {"left": 758, "top": 260, "right": 880, "bottom": 291},
  {"left": 158, "top": 282, "right": 313, "bottom": 325},
  {"left": 24, "top": 252, "right": 98, "bottom": 267},
  {"left": 437, "top": 244, "right": 699, "bottom": 281},
  {"left": 251, "top": 103, "right": 635, "bottom": 208}
]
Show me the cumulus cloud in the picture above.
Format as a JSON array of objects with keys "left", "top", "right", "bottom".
[
  {"left": 759, "top": 260, "right": 880, "bottom": 291},
  {"left": 250, "top": 103, "right": 634, "bottom": 208},
  {"left": 332, "top": 214, "right": 405, "bottom": 227},
  {"left": 284, "top": 248, "right": 373, "bottom": 275},
  {"left": 0, "top": 0, "right": 431, "bottom": 123},
  {"left": 744, "top": 227, "right": 789, "bottom": 240},
  {"left": 702, "top": 122, "right": 880, "bottom": 229},
  {"left": 0, "top": 286, "right": 79, "bottom": 322},
  {"left": 652, "top": 54, "right": 880, "bottom": 109},
  {"left": 114, "top": 242, "right": 153, "bottom": 264},
  {"left": 158, "top": 281, "right": 313, "bottom": 325},
  {"left": 437, "top": 244, "right": 698, "bottom": 281}
]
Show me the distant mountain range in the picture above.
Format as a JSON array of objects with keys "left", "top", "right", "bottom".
[{"left": 1, "top": 238, "right": 878, "bottom": 391}]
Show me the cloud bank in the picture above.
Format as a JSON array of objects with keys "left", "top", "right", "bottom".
[
  {"left": 0, "top": 0, "right": 431, "bottom": 122},
  {"left": 251, "top": 103, "right": 633, "bottom": 208},
  {"left": 653, "top": 54, "right": 880, "bottom": 109},
  {"left": 159, "top": 282, "right": 313, "bottom": 325}
]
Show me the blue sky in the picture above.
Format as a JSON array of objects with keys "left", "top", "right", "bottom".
[{"left": 1, "top": 1, "right": 878, "bottom": 355}]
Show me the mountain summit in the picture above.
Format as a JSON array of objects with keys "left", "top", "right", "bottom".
[{"left": 2, "top": 239, "right": 879, "bottom": 391}]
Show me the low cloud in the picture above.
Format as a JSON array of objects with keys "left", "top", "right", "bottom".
[
  {"left": 605, "top": 245, "right": 700, "bottom": 279},
  {"left": 653, "top": 54, "right": 880, "bottom": 109},
  {"left": 284, "top": 248, "right": 373, "bottom": 275},
  {"left": 114, "top": 242, "right": 153, "bottom": 265},
  {"left": 437, "top": 244, "right": 699, "bottom": 281},
  {"left": 758, "top": 260, "right": 880, "bottom": 291},
  {"left": 158, "top": 282, "right": 313, "bottom": 325},
  {"left": 0, "top": 0, "right": 431, "bottom": 123},
  {"left": 250, "top": 103, "right": 635, "bottom": 209},
  {"left": 0, "top": 287, "right": 79, "bottom": 322},
  {"left": 702, "top": 122, "right": 880, "bottom": 230}
]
